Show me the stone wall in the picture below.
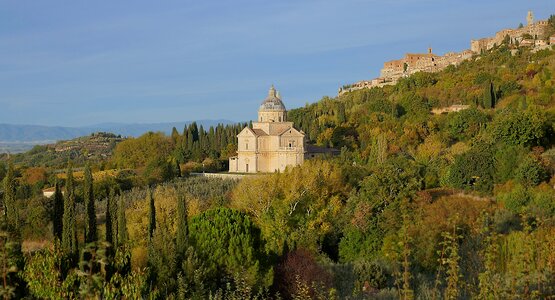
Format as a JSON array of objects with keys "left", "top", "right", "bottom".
[
  {"left": 471, "top": 19, "right": 550, "bottom": 53},
  {"left": 339, "top": 12, "right": 552, "bottom": 96}
]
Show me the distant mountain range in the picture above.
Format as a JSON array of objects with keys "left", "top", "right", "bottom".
[{"left": 0, "top": 120, "right": 234, "bottom": 153}]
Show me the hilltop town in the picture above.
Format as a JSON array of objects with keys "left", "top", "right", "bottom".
[{"left": 339, "top": 11, "right": 555, "bottom": 95}]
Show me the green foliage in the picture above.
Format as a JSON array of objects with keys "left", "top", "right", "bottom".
[
  {"left": 340, "top": 158, "right": 422, "bottom": 262},
  {"left": 494, "top": 144, "right": 527, "bottom": 183},
  {"left": 105, "top": 189, "right": 115, "bottom": 245},
  {"left": 0, "top": 219, "right": 25, "bottom": 299},
  {"left": 188, "top": 207, "right": 271, "bottom": 289},
  {"left": 353, "top": 259, "right": 389, "bottom": 292},
  {"left": 3, "top": 161, "right": 18, "bottom": 230},
  {"left": 514, "top": 156, "right": 549, "bottom": 186},
  {"left": 117, "top": 196, "right": 128, "bottom": 247},
  {"left": 498, "top": 184, "right": 530, "bottom": 213},
  {"left": 24, "top": 246, "right": 77, "bottom": 299},
  {"left": 176, "top": 194, "right": 188, "bottom": 260},
  {"left": 62, "top": 165, "right": 78, "bottom": 263},
  {"left": 492, "top": 109, "right": 551, "bottom": 147},
  {"left": 482, "top": 81, "right": 497, "bottom": 108},
  {"left": 396, "top": 72, "right": 438, "bottom": 92},
  {"left": 148, "top": 211, "right": 178, "bottom": 296},
  {"left": 438, "top": 223, "right": 463, "bottom": 300},
  {"left": 83, "top": 163, "right": 97, "bottom": 243},
  {"left": 143, "top": 155, "right": 175, "bottom": 184},
  {"left": 232, "top": 160, "right": 350, "bottom": 255},
  {"left": 52, "top": 180, "right": 64, "bottom": 241},
  {"left": 447, "top": 108, "right": 488, "bottom": 140},
  {"left": 528, "top": 187, "right": 555, "bottom": 218},
  {"left": 0, "top": 162, "right": 6, "bottom": 182},
  {"left": 112, "top": 132, "right": 173, "bottom": 169},
  {"left": 147, "top": 188, "right": 155, "bottom": 239},
  {"left": 447, "top": 143, "right": 495, "bottom": 193}
]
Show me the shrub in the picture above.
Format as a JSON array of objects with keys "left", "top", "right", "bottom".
[
  {"left": 515, "top": 156, "right": 549, "bottom": 186},
  {"left": 188, "top": 207, "right": 271, "bottom": 289},
  {"left": 497, "top": 184, "right": 530, "bottom": 213},
  {"left": 274, "top": 248, "right": 333, "bottom": 299}
]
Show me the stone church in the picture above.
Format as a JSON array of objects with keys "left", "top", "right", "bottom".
[{"left": 229, "top": 86, "right": 305, "bottom": 173}]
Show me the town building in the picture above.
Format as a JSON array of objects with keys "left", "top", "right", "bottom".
[
  {"left": 229, "top": 86, "right": 305, "bottom": 173},
  {"left": 339, "top": 11, "right": 551, "bottom": 96}
]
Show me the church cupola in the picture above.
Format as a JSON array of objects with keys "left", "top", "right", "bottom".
[{"left": 258, "top": 85, "right": 287, "bottom": 123}]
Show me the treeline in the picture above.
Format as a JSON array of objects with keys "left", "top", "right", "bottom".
[{"left": 109, "top": 122, "right": 246, "bottom": 184}]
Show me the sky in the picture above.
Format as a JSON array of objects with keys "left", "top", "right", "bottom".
[{"left": 1, "top": 0, "right": 554, "bottom": 127}]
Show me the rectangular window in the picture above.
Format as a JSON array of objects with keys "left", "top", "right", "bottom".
[
  {"left": 246, "top": 143, "right": 248, "bottom": 150},
  {"left": 246, "top": 164, "right": 249, "bottom": 172}
]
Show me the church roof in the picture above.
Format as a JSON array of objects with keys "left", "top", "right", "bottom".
[
  {"left": 251, "top": 129, "right": 268, "bottom": 136},
  {"left": 277, "top": 126, "right": 304, "bottom": 137},
  {"left": 259, "top": 85, "right": 286, "bottom": 112},
  {"left": 239, "top": 127, "right": 268, "bottom": 137}
]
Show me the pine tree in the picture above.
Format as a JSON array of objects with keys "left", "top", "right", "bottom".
[
  {"left": 83, "top": 163, "right": 97, "bottom": 243},
  {"left": 52, "top": 180, "right": 64, "bottom": 242},
  {"left": 176, "top": 194, "right": 188, "bottom": 260},
  {"left": 62, "top": 165, "right": 78, "bottom": 261},
  {"left": 117, "top": 196, "right": 128, "bottom": 247},
  {"left": 147, "top": 188, "right": 156, "bottom": 239},
  {"left": 2, "top": 161, "right": 18, "bottom": 230}
]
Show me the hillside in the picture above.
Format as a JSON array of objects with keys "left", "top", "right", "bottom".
[
  {"left": 0, "top": 119, "right": 233, "bottom": 152},
  {"left": 1, "top": 132, "right": 125, "bottom": 167}
]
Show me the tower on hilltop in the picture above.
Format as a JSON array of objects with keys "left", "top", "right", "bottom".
[{"left": 527, "top": 10, "right": 534, "bottom": 26}]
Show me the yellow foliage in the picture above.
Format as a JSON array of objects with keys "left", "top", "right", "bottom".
[{"left": 231, "top": 159, "right": 350, "bottom": 253}]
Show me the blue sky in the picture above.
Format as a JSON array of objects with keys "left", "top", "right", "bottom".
[{"left": 1, "top": 0, "right": 554, "bottom": 126}]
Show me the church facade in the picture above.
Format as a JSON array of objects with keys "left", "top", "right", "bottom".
[{"left": 229, "top": 86, "right": 305, "bottom": 173}]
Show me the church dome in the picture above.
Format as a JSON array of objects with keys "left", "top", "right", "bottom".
[{"left": 259, "top": 85, "right": 286, "bottom": 111}]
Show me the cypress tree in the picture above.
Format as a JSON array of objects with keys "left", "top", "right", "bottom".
[
  {"left": 147, "top": 189, "right": 156, "bottom": 239},
  {"left": 483, "top": 81, "right": 496, "bottom": 109},
  {"left": 171, "top": 126, "right": 180, "bottom": 143},
  {"left": 106, "top": 189, "right": 115, "bottom": 245},
  {"left": 110, "top": 189, "right": 119, "bottom": 247},
  {"left": 52, "top": 180, "right": 64, "bottom": 241},
  {"left": 175, "top": 160, "right": 181, "bottom": 178},
  {"left": 190, "top": 122, "right": 199, "bottom": 142},
  {"left": 176, "top": 194, "right": 188, "bottom": 260},
  {"left": 62, "top": 165, "right": 78, "bottom": 260},
  {"left": 2, "top": 160, "right": 18, "bottom": 230},
  {"left": 117, "top": 196, "right": 128, "bottom": 247},
  {"left": 337, "top": 103, "right": 346, "bottom": 124},
  {"left": 83, "top": 163, "right": 97, "bottom": 243}
]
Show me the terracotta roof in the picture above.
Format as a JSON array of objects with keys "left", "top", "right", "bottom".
[
  {"left": 251, "top": 129, "right": 268, "bottom": 136},
  {"left": 278, "top": 126, "right": 304, "bottom": 137}
]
